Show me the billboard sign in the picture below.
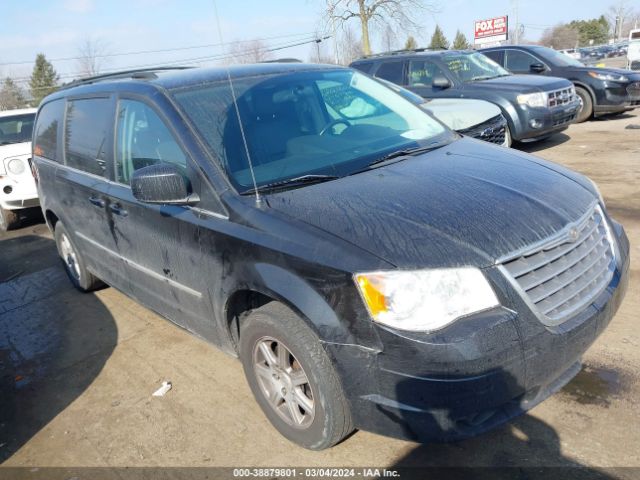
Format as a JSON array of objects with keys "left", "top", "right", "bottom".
[{"left": 474, "top": 16, "right": 508, "bottom": 45}]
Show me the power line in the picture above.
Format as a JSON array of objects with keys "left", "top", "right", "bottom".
[{"left": 0, "top": 31, "right": 319, "bottom": 67}]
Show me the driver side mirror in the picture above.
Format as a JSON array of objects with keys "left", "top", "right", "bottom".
[
  {"left": 530, "top": 63, "right": 546, "bottom": 73},
  {"left": 131, "top": 163, "right": 199, "bottom": 205},
  {"left": 432, "top": 75, "right": 451, "bottom": 89}
]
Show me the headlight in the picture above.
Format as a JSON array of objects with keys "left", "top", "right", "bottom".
[
  {"left": 516, "top": 92, "right": 547, "bottom": 108},
  {"left": 354, "top": 267, "right": 500, "bottom": 332},
  {"left": 587, "top": 177, "right": 605, "bottom": 206},
  {"left": 6, "top": 158, "right": 25, "bottom": 175},
  {"left": 588, "top": 71, "right": 628, "bottom": 82}
]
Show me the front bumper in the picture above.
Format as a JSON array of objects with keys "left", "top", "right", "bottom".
[
  {"left": 513, "top": 99, "right": 580, "bottom": 141},
  {"left": 328, "top": 221, "right": 629, "bottom": 442},
  {"left": 0, "top": 174, "right": 39, "bottom": 210},
  {"left": 593, "top": 80, "right": 640, "bottom": 114}
]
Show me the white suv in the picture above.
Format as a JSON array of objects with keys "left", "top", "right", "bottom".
[{"left": 0, "top": 108, "right": 38, "bottom": 231}]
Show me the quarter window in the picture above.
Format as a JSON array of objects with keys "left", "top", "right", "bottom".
[
  {"left": 34, "top": 100, "right": 65, "bottom": 162},
  {"left": 65, "top": 98, "right": 111, "bottom": 176},
  {"left": 115, "top": 99, "right": 187, "bottom": 185}
]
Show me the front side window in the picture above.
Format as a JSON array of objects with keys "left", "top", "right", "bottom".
[
  {"left": 505, "top": 50, "right": 540, "bottom": 72},
  {"left": 0, "top": 113, "right": 35, "bottom": 146},
  {"left": 172, "top": 69, "right": 450, "bottom": 193},
  {"left": 65, "top": 98, "right": 111, "bottom": 176},
  {"left": 115, "top": 99, "right": 187, "bottom": 185},
  {"left": 34, "top": 101, "right": 65, "bottom": 161},
  {"left": 532, "top": 46, "right": 584, "bottom": 67},
  {"left": 441, "top": 52, "right": 510, "bottom": 82},
  {"left": 408, "top": 60, "right": 447, "bottom": 87}
]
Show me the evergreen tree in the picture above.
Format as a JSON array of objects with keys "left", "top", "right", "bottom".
[
  {"left": 404, "top": 35, "right": 418, "bottom": 50},
  {"left": 29, "top": 53, "right": 59, "bottom": 105},
  {"left": 452, "top": 30, "right": 470, "bottom": 50},
  {"left": 0, "top": 77, "right": 26, "bottom": 110},
  {"left": 429, "top": 25, "right": 449, "bottom": 50}
]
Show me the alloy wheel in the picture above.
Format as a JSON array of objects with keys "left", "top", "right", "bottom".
[{"left": 59, "top": 233, "right": 81, "bottom": 281}]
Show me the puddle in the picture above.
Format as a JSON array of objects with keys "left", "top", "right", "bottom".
[{"left": 559, "top": 364, "right": 626, "bottom": 407}]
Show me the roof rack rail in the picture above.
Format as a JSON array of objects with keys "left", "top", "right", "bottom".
[
  {"left": 360, "top": 47, "right": 447, "bottom": 59},
  {"left": 59, "top": 66, "right": 194, "bottom": 91}
]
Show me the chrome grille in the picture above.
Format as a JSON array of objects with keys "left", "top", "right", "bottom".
[
  {"left": 502, "top": 205, "right": 615, "bottom": 324},
  {"left": 547, "top": 87, "right": 576, "bottom": 107},
  {"left": 459, "top": 114, "right": 507, "bottom": 146}
]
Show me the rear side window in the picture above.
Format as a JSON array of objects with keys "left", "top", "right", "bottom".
[
  {"left": 482, "top": 50, "right": 504, "bottom": 66},
  {"left": 505, "top": 50, "right": 538, "bottom": 72},
  {"left": 65, "top": 98, "right": 111, "bottom": 176},
  {"left": 115, "top": 99, "right": 187, "bottom": 185},
  {"left": 374, "top": 61, "right": 405, "bottom": 84},
  {"left": 34, "top": 100, "right": 65, "bottom": 161},
  {"left": 352, "top": 62, "right": 374, "bottom": 74}
]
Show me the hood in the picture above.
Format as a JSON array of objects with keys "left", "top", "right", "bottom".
[
  {"left": 1, "top": 141, "right": 31, "bottom": 160},
  {"left": 471, "top": 74, "right": 570, "bottom": 93},
  {"left": 567, "top": 66, "right": 640, "bottom": 79},
  {"left": 266, "top": 138, "right": 596, "bottom": 270},
  {"left": 421, "top": 99, "right": 501, "bottom": 131}
]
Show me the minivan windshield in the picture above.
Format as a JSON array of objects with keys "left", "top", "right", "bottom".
[
  {"left": 0, "top": 113, "right": 35, "bottom": 146},
  {"left": 172, "top": 69, "right": 451, "bottom": 193},
  {"left": 441, "top": 52, "right": 511, "bottom": 82}
]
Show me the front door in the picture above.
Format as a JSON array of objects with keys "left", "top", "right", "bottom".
[{"left": 106, "top": 97, "right": 210, "bottom": 332}]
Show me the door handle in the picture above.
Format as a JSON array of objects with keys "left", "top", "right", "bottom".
[
  {"left": 109, "top": 203, "right": 128, "bottom": 217},
  {"left": 89, "top": 196, "right": 106, "bottom": 208}
]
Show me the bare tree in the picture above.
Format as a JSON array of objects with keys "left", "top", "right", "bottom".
[
  {"left": 539, "top": 24, "right": 580, "bottom": 49},
  {"left": 76, "top": 38, "right": 110, "bottom": 77},
  {"left": 338, "top": 25, "right": 364, "bottom": 65},
  {"left": 608, "top": 0, "right": 634, "bottom": 41},
  {"left": 325, "top": 0, "right": 438, "bottom": 55},
  {"left": 226, "top": 39, "right": 273, "bottom": 64},
  {"left": 0, "top": 77, "right": 26, "bottom": 110},
  {"left": 381, "top": 25, "right": 398, "bottom": 52}
]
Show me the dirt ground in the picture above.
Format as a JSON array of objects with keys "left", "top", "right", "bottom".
[{"left": 0, "top": 110, "right": 639, "bottom": 477}]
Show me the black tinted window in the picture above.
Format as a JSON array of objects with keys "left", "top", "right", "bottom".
[
  {"left": 65, "top": 98, "right": 111, "bottom": 176},
  {"left": 375, "top": 61, "right": 404, "bottom": 84},
  {"left": 115, "top": 99, "right": 187, "bottom": 185},
  {"left": 506, "top": 50, "right": 538, "bottom": 72},
  {"left": 0, "top": 114, "right": 35, "bottom": 146},
  {"left": 352, "top": 62, "right": 374, "bottom": 74},
  {"left": 34, "top": 101, "right": 65, "bottom": 161},
  {"left": 482, "top": 50, "right": 504, "bottom": 66}
]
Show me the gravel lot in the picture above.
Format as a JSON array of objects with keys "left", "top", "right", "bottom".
[{"left": 1, "top": 110, "right": 638, "bottom": 477}]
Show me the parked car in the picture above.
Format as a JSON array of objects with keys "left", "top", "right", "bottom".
[
  {"left": 350, "top": 50, "right": 581, "bottom": 143},
  {"left": 33, "top": 64, "right": 629, "bottom": 450},
  {"left": 377, "top": 78, "right": 510, "bottom": 146},
  {"left": 559, "top": 48, "right": 580, "bottom": 60},
  {"left": 481, "top": 45, "right": 640, "bottom": 122},
  {"left": 0, "top": 108, "right": 38, "bottom": 231}
]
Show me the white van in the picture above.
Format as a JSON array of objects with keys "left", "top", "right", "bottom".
[
  {"left": 0, "top": 108, "right": 38, "bottom": 231},
  {"left": 628, "top": 29, "right": 640, "bottom": 71}
]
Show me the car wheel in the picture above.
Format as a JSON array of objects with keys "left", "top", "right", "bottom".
[
  {"left": 0, "top": 206, "right": 20, "bottom": 232},
  {"left": 239, "top": 302, "right": 353, "bottom": 450},
  {"left": 575, "top": 87, "right": 593, "bottom": 123},
  {"left": 54, "top": 221, "right": 104, "bottom": 292}
]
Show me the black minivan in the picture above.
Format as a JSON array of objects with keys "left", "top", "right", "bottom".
[{"left": 33, "top": 64, "right": 629, "bottom": 450}]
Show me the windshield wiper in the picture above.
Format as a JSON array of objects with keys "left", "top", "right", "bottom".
[
  {"left": 355, "top": 142, "right": 447, "bottom": 173},
  {"left": 242, "top": 174, "right": 340, "bottom": 195}
]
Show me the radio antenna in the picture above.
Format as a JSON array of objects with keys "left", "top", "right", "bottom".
[{"left": 212, "top": 0, "right": 262, "bottom": 206}]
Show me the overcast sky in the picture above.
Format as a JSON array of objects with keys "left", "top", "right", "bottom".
[{"left": 0, "top": 0, "right": 618, "bottom": 83}]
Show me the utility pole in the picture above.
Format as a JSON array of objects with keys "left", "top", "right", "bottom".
[
  {"left": 513, "top": 0, "right": 520, "bottom": 45},
  {"left": 327, "top": 0, "right": 339, "bottom": 64}
]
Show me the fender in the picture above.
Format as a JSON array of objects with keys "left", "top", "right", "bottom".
[{"left": 222, "top": 262, "right": 383, "bottom": 353}]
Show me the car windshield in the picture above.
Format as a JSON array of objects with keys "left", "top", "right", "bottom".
[
  {"left": 534, "top": 46, "right": 584, "bottom": 67},
  {"left": 0, "top": 113, "right": 35, "bottom": 146},
  {"left": 172, "top": 69, "right": 451, "bottom": 193},
  {"left": 441, "top": 52, "right": 510, "bottom": 82}
]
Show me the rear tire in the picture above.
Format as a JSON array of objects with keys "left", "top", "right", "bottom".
[
  {"left": 54, "top": 221, "right": 104, "bottom": 292},
  {"left": 0, "top": 206, "right": 20, "bottom": 232},
  {"left": 575, "top": 87, "right": 593, "bottom": 123},
  {"left": 239, "top": 302, "right": 353, "bottom": 450}
]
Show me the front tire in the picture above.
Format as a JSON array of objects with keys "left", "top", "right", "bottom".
[
  {"left": 239, "top": 302, "right": 353, "bottom": 450},
  {"left": 0, "top": 206, "right": 20, "bottom": 232},
  {"left": 54, "top": 221, "right": 104, "bottom": 292},
  {"left": 575, "top": 87, "right": 593, "bottom": 123}
]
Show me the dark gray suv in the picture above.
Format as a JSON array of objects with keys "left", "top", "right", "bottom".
[
  {"left": 33, "top": 64, "right": 628, "bottom": 450},
  {"left": 351, "top": 49, "right": 582, "bottom": 142}
]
